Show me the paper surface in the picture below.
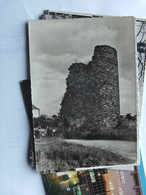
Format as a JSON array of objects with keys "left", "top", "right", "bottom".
[{"left": 0, "top": 0, "right": 146, "bottom": 194}]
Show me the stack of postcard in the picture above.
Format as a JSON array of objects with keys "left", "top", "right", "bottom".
[{"left": 21, "top": 10, "right": 146, "bottom": 194}]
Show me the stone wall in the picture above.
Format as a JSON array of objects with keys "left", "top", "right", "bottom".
[{"left": 60, "top": 45, "right": 120, "bottom": 133}]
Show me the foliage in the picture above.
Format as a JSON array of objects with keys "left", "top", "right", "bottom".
[
  {"left": 34, "top": 114, "right": 136, "bottom": 141},
  {"left": 41, "top": 137, "right": 133, "bottom": 172},
  {"left": 34, "top": 114, "right": 60, "bottom": 137},
  {"left": 63, "top": 114, "right": 136, "bottom": 141},
  {"left": 33, "top": 114, "right": 50, "bottom": 128}
]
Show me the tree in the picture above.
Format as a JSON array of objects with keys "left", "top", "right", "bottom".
[
  {"left": 33, "top": 114, "right": 49, "bottom": 128},
  {"left": 137, "top": 21, "right": 146, "bottom": 81}
]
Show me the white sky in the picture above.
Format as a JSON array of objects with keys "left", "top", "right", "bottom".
[{"left": 29, "top": 17, "right": 136, "bottom": 116}]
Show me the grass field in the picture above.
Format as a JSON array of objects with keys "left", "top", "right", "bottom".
[{"left": 35, "top": 137, "right": 134, "bottom": 173}]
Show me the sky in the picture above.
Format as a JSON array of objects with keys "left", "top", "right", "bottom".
[{"left": 29, "top": 17, "right": 136, "bottom": 116}]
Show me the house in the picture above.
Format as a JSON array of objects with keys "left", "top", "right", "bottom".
[{"left": 32, "top": 104, "right": 40, "bottom": 118}]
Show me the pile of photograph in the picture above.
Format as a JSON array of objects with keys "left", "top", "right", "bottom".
[{"left": 21, "top": 10, "right": 146, "bottom": 194}]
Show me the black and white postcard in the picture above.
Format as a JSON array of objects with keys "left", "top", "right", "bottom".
[{"left": 29, "top": 16, "right": 138, "bottom": 173}]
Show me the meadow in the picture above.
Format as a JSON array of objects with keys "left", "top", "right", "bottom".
[{"left": 35, "top": 137, "right": 134, "bottom": 172}]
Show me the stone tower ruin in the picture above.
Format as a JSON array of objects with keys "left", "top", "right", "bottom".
[{"left": 60, "top": 45, "right": 120, "bottom": 132}]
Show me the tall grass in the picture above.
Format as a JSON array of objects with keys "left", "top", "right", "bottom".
[{"left": 35, "top": 137, "right": 134, "bottom": 172}]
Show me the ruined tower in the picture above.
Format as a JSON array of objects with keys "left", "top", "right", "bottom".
[{"left": 60, "top": 45, "right": 120, "bottom": 132}]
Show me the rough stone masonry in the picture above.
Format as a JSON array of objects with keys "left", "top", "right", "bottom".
[{"left": 60, "top": 45, "right": 120, "bottom": 133}]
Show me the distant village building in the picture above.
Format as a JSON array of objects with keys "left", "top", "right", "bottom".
[{"left": 32, "top": 104, "right": 40, "bottom": 118}]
